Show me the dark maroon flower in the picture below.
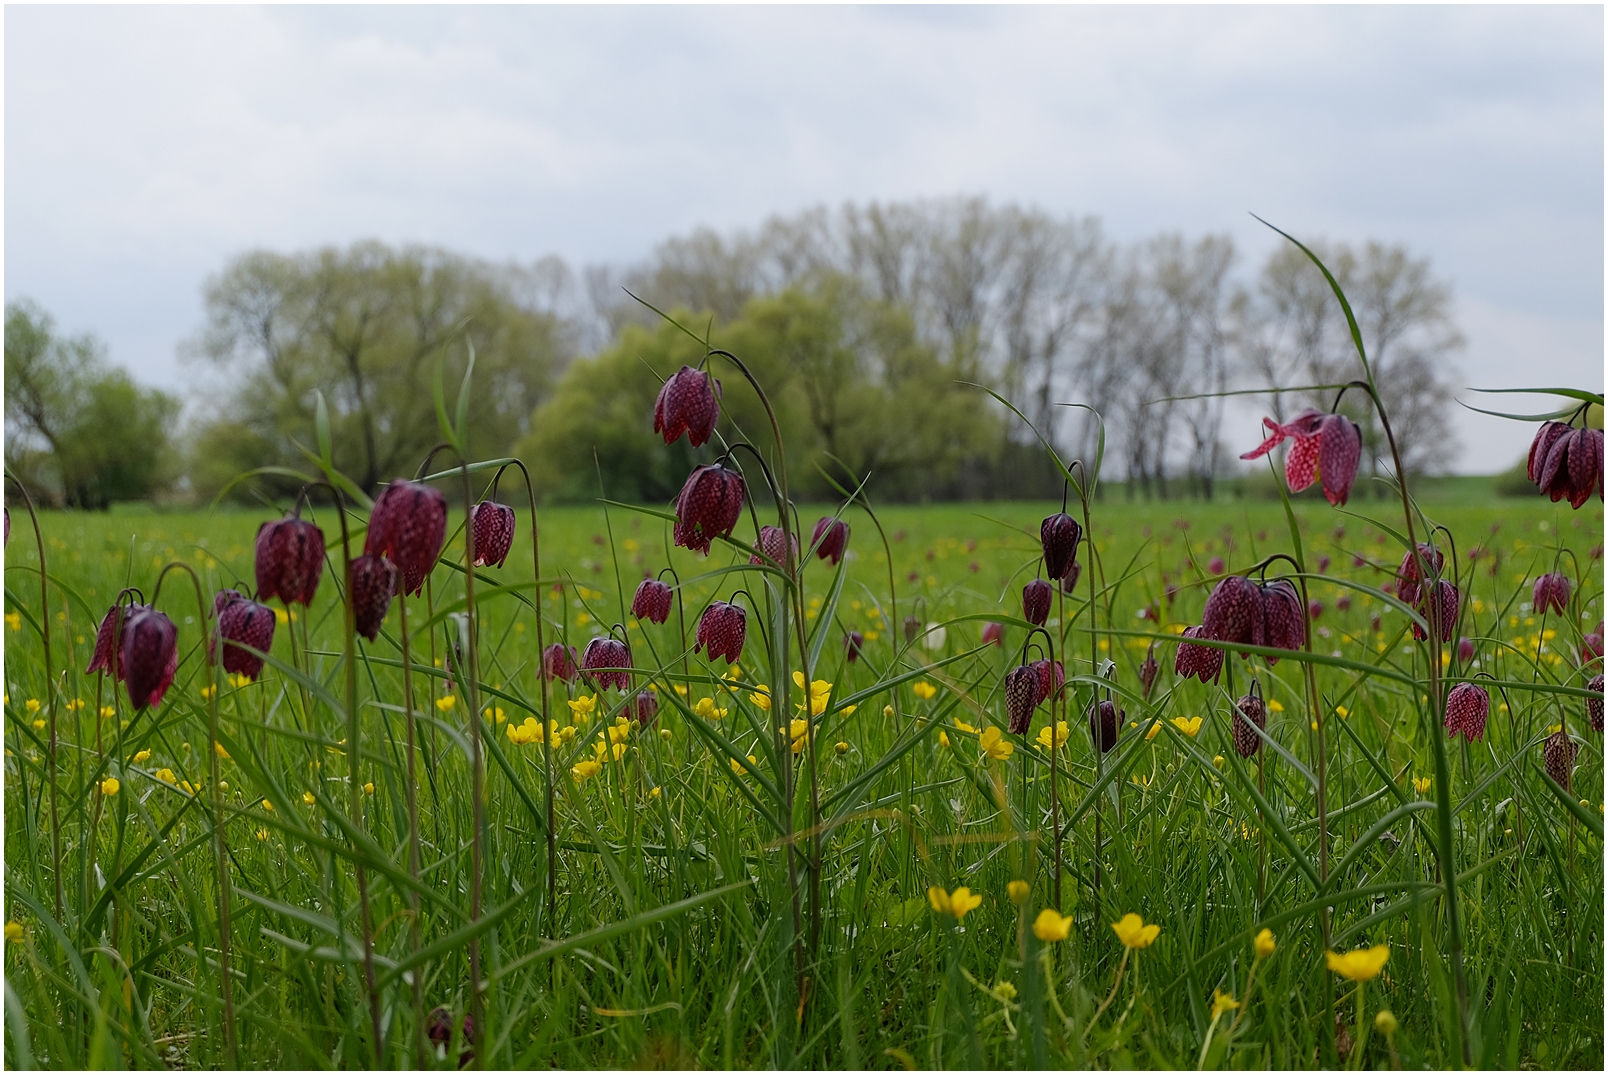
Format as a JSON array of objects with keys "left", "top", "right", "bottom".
[
  {"left": 811, "top": 516, "right": 850, "bottom": 566},
  {"left": 653, "top": 365, "right": 721, "bottom": 448},
  {"left": 255, "top": 516, "right": 326, "bottom": 606},
  {"left": 750, "top": 525, "right": 799, "bottom": 570},
  {"left": 1030, "top": 659, "right": 1065, "bottom": 706},
  {"left": 1411, "top": 580, "right": 1459, "bottom": 642},
  {"left": 1544, "top": 728, "right": 1578, "bottom": 791},
  {"left": 469, "top": 500, "right": 516, "bottom": 569},
  {"left": 981, "top": 621, "right": 1003, "bottom": 647},
  {"left": 349, "top": 554, "right": 398, "bottom": 642},
  {"left": 1004, "top": 665, "right": 1040, "bottom": 735},
  {"left": 1536, "top": 426, "right": 1604, "bottom": 509},
  {"left": 1203, "top": 576, "right": 1265, "bottom": 650},
  {"left": 1040, "top": 513, "right": 1082, "bottom": 581},
  {"left": 427, "top": 1006, "right": 474, "bottom": 1067},
  {"left": 367, "top": 480, "right": 448, "bottom": 598},
  {"left": 1336, "top": 594, "right": 1351, "bottom": 612},
  {"left": 1022, "top": 579, "right": 1052, "bottom": 626},
  {"left": 672, "top": 464, "right": 745, "bottom": 556},
  {"left": 903, "top": 614, "right": 921, "bottom": 644},
  {"left": 1061, "top": 561, "right": 1083, "bottom": 594},
  {"left": 845, "top": 630, "right": 864, "bottom": 663},
  {"left": 1258, "top": 580, "right": 1304, "bottom": 664},
  {"left": 3, "top": 507, "right": 7, "bottom": 546},
  {"left": 1528, "top": 421, "right": 1571, "bottom": 484},
  {"left": 1317, "top": 555, "right": 1331, "bottom": 573},
  {"left": 542, "top": 643, "right": 579, "bottom": 682},
  {"left": 1232, "top": 693, "right": 1267, "bottom": 758},
  {"left": 1175, "top": 625, "right": 1223, "bottom": 683},
  {"left": 1588, "top": 672, "right": 1603, "bottom": 733},
  {"left": 1394, "top": 543, "right": 1446, "bottom": 607},
  {"left": 1086, "top": 699, "right": 1121, "bottom": 753},
  {"left": 1533, "top": 573, "right": 1571, "bottom": 615},
  {"left": 579, "top": 636, "right": 632, "bottom": 691},
  {"left": 1443, "top": 682, "right": 1489, "bottom": 743},
  {"left": 87, "top": 601, "right": 145, "bottom": 678},
  {"left": 1307, "top": 600, "right": 1323, "bottom": 620},
  {"left": 632, "top": 579, "right": 673, "bottom": 624},
  {"left": 1583, "top": 628, "right": 1604, "bottom": 666},
  {"left": 632, "top": 690, "right": 660, "bottom": 728},
  {"left": 211, "top": 590, "right": 276, "bottom": 681},
  {"left": 121, "top": 607, "right": 178, "bottom": 711},
  {"left": 694, "top": 602, "right": 746, "bottom": 665},
  {"left": 1208, "top": 556, "right": 1225, "bottom": 575},
  {"left": 1139, "top": 644, "right": 1159, "bottom": 700},
  {"left": 1458, "top": 636, "right": 1475, "bottom": 662},
  {"left": 1240, "top": 408, "right": 1362, "bottom": 506}
]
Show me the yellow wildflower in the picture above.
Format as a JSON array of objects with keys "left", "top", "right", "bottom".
[
  {"left": 1171, "top": 716, "right": 1202, "bottom": 738},
  {"left": 435, "top": 695, "right": 457, "bottom": 712},
  {"left": 1335, "top": 705, "right": 1349, "bottom": 718},
  {"left": 65, "top": 698, "right": 85, "bottom": 712},
  {"left": 215, "top": 742, "right": 230, "bottom": 759},
  {"left": 155, "top": 768, "right": 176, "bottom": 785},
  {"left": 912, "top": 681, "right": 938, "bottom": 701},
  {"left": 4, "top": 922, "right": 23, "bottom": 943},
  {"left": 927, "top": 886, "right": 982, "bottom": 920},
  {"left": 882, "top": 705, "right": 895, "bottom": 717},
  {"left": 363, "top": 782, "right": 374, "bottom": 795},
  {"left": 1326, "top": 944, "right": 1389, "bottom": 981},
  {"left": 1413, "top": 776, "right": 1431, "bottom": 795},
  {"left": 1254, "top": 928, "right": 1275, "bottom": 958},
  {"left": 261, "top": 799, "right": 273, "bottom": 811},
  {"left": 979, "top": 726, "right": 1014, "bottom": 761},
  {"left": 571, "top": 759, "right": 602, "bottom": 781},
  {"left": 1111, "top": 913, "right": 1160, "bottom": 949},
  {"left": 31, "top": 720, "right": 45, "bottom": 732},
  {"left": 1007, "top": 880, "right": 1030, "bottom": 905},
  {"left": 484, "top": 706, "right": 507, "bottom": 724},
  {"left": 938, "top": 730, "right": 951, "bottom": 748},
  {"left": 607, "top": 722, "right": 632, "bottom": 744},
  {"left": 4, "top": 613, "right": 19, "bottom": 632},
  {"left": 674, "top": 684, "right": 689, "bottom": 696},
  {"left": 722, "top": 664, "right": 743, "bottom": 680},
  {"left": 1033, "top": 908, "right": 1072, "bottom": 942},
  {"left": 273, "top": 607, "right": 289, "bottom": 625},
  {"left": 568, "top": 694, "right": 598, "bottom": 719},
  {"left": 749, "top": 685, "right": 772, "bottom": 710},
  {"left": 730, "top": 754, "right": 758, "bottom": 775},
  {"left": 834, "top": 741, "right": 849, "bottom": 755},
  {"left": 24, "top": 699, "right": 40, "bottom": 713},
  {"left": 132, "top": 750, "right": 151, "bottom": 764},
  {"left": 1375, "top": 1010, "right": 1397, "bottom": 1035},
  {"left": 100, "top": 706, "right": 116, "bottom": 719},
  {"left": 792, "top": 672, "right": 835, "bottom": 715},
  {"left": 1212, "top": 754, "right": 1225, "bottom": 769},
  {"left": 1210, "top": 989, "right": 1239, "bottom": 1019},
  {"left": 99, "top": 778, "right": 120, "bottom": 796},
  {"left": 783, "top": 718, "right": 812, "bottom": 754},
  {"left": 1267, "top": 699, "right": 1284, "bottom": 713},
  {"left": 1145, "top": 722, "right": 1161, "bottom": 741},
  {"left": 993, "top": 981, "right": 1017, "bottom": 1001},
  {"left": 255, "top": 828, "right": 269, "bottom": 842},
  {"left": 228, "top": 673, "right": 253, "bottom": 689},
  {"left": 302, "top": 791, "right": 316, "bottom": 806},
  {"left": 649, "top": 786, "right": 661, "bottom": 799},
  {"left": 694, "top": 696, "right": 728, "bottom": 720},
  {"left": 1036, "top": 721, "right": 1070, "bottom": 750}
]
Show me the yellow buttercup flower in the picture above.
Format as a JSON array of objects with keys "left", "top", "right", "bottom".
[
  {"left": 912, "top": 681, "right": 938, "bottom": 701},
  {"left": 882, "top": 705, "right": 895, "bottom": 717},
  {"left": 4, "top": 922, "right": 23, "bottom": 943},
  {"left": 99, "top": 777, "right": 120, "bottom": 796},
  {"left": 100, "top": 706, "right": 116, "bottom": 719},
  {"left": 927, "top": 886, "right": 982, "bottom": 921},
  {"left": 1007, "top": 880, "right": 1030, "bottom": 906},
  {"left": 131, "top": 750, "right": 151, "bottom": 764},
  {"left": 1413, "top": 776, "right": 1431, "bottom": 795},
  {"left": 363, "top": 782, "right": 375, "bottom": 795},
  {"left": 749, "top": 685, "right": 772, "bottom": 710},
  {"left": 1145, "top": 722, "right": 1162, "bottom": 741},
  {"left": 978, "top": 726, "right": 1014, "bottom": 761},
  {"left": 938, "top": 730, "right": 951, "bottom": 748},
  {"left": 792, "top": 672, "right": 836, "bottom": 715},
  {"left": 1267, "top": 699, "right": 1284, "bottom": 713},
  {"left": 435, "top": 695, "right": 457, "bottom": 712},
  {"left": 65, "top": 698, "right": 85, "bottom": 712},
  {"left": 1036, "top": 721, "right": 1070, "bottom": 750},
  {"left": 24, "top": 699, "right": 40, "bottom": 713},
  {"left": 1111, "top": 913, "right": 1160, "bottom": 949},
  {"left": 200, "top": 685, "right": 217, "bottom": 701},
  {"left": 607, "top": 722, "right": 632, "bottom": 744},
  {"left": 1326, "top": 944, "right": 1389, "bottom": 982},
  {"left": 154, "top": 768, "right": 176, "bottom": 785},
  {"left": 261, "top": 799, "right": 273, "bottom": 811},
  {"left": 833, "top": 740, "right": 849, "bottom": 755},
  {"left": 1033, "top": 908, "right": 1072, "bottom": 942},
  {"left": 1210, "top": 989, "right": 1239, "bottom": 1019},
  {"left": 649, "top": 786, "right": 661, "bottom": 799},
  {"left": 730, "top": 754, "right": 758, "bottom": 775},
  {"left": 273, "top": 607, "right": 290, "bottom": 625},
  {"left": 1171, "top": 716, "right": 1202, "bottom": 738},
  {"left": 1212, "top": 754, "right": 1226, "bottom": 769},
  {"left": 302, "top": 791, "right": 316, "bottom": 806},
  {"left": 782, "top": 718, "right": 812, "bottom": 754},
  {"left": 31, "top": 720, "right": 45, "bottom": 732},
  {"left": 571, "top": 759, "right": 602, "bottom": 781},
  {"left": 568, "top": 694, "right": 598, "bottom": 719},
  {"left": 255, "top": 828, "right": 269, "bottom": 842},
  {"left": 228, "top": 673, "right": 253, "bottom": 689},
  {"left": 484, "top": 706, "right": 507, "bottom": 724},
  {"left": 1254, "top": 928, "right": 1275, "bottom": 958},
  {"left": 215, "top": 742, "right": 230, "bottom": 759},
  {"left": 4, "top": 612, "right": 20, "bottom": 632},
  {"left": 694, "top": 696, "right": 728, "bottom": 720}
]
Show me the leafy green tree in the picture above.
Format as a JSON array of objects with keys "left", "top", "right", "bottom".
[
  {"left": 4, "top": 299, "right": 180, "bottom": 509},
  {"left": 188, "top": 241, "right": 573, "bottom": 500}
]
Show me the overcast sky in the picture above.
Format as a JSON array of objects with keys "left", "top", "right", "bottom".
[{"left": 6, "top": 4, "right": 1602, "bottom": 474}]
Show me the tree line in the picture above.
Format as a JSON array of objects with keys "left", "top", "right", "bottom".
[{"left": 4, "top": 198, "right": 1466, "bottom": 508}]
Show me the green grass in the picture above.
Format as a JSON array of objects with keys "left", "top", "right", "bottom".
[{"left": 4, "top": 492, "right": 1602, "bottom": 1069}]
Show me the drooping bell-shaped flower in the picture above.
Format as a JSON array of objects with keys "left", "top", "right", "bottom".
[
  {"left": 1087, "top": 699, "right": 1121, "bottom": 753},
  {"left": 1588, "top": 672, "right": 1603, "bottom": 734},
  {"left": 1030, "top": 658, "right": 1065, "bottom": 706},
  {"left": 1535, "top": 425, "right": 1604, "bottom": 509},
  {"left": 579, "top": 636, "right": 632, "bottom": 691},
  {"left": 750, "top": 525, "right": 799, "bottom": 570},
  {"left": 255, "top": 516, "right": 326, "bottom": 606},
  {"left": 367, "top": 480, "right": 448, "bottom": 597},
  {"left": 1203, "top": 576, "right": 1265, "bottom": 650},
  {"left": 1040, "top": 513, "right": 1082, "bottom": 581},
  {"left": 1061, "top": 560, "right": 1082, "bottom": 594},
  {"left": 1584, "top": 624, "right": 1605, "bottom": 666},
  {"left": 632, "top": 690, "right": 660, "bottom": 729},
  {"left": 811, "top": 517, "right": 850, "bottom": 566},
  {"left": 1457, "top": 636, "right": 1476, "bottom": 662},
  {"left": 1533, "top": 573, "right": 1571, "bottom": 615},
  {"left": 1394, "top": 543, "right": 1446, "bottom": 607},
  {"left": 469, "top": 501, "right": 516, "bottom": 569},
  {"left": 349, "top": 554, "right": 398, "bottom": 642},
  {"left": 1139, "top": 643, "right": 1159, "bottom": 700},
  {"left": 902, "top": 614, "right": 921, "bottom": 643},
  {"left": 541, "top": 643, "right": 579, "bottom": 682},
  {"left": 631, "top": 579, "right": 673, "bottom": 624},
  {"left": 694, "top": 601, "right": 747, "bottom": 665},
  {"left": 1259, "top": 579, "right": 1304, "bottom": 664},
  {"left": 1543, "top": 728, "right": 1578, "bottom": 791},
  {"left": 1528, "top": 421, "right": 1571, "bottom": 484},
  {"left": 1444, "top": 682, "right": 1489, "bottom": 743},
  {"left": 1411, "top": 579, "right": 1459, "bottom": 642},
  {"left": 1240, "top": 409, "right": 1362, "bottom": 506},
  {"left": 1023, "top": 579, "right": 1052, "bottom": 627},
  {"left": 211, "top": 589, "right": 276, "bottom": 681},
  {"left": 981, "top": 621, "right": 1004, "bottom": 647},
  {"left": 672, "top": 464, "right": 745, "bottom": 556},
  {"left": 653, "top": 366, "right": 721, "bottom": 448},
  {"left": 121, "top": 607, "right": 178, "bottom": 711},
  {"left": 1004, "top": 665, "right": 1040, "bottom": 735},
  {"left": 1175, "top": 625, "right": 1224, "bottom": 683},
  {"left": 845, "top": 630, "right": 864, "bottom": 663},
  {"left": 1232, "top": 693, "right": 1267, "bottom": 758},
  {"left": 87, "top": 601, "right": 147, "bottom": 678}
]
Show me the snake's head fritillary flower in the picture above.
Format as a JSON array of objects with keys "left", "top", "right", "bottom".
[
  {"left": 1528, "top": 421, "right": 1571, "bottom": 484},
  {"left": 1087, "top": 699, "right": 1121, "bottom": 753},
  {"left": 1259, "top": 579, "right": 1304, "bottom": 664},
  {"left": 1307, "top": 600, "right": 1324, "bottom": 620},
  {"left": 694, "top": 601, "right": 746, "bottom": 665},
  {"left": 750, "top": 525, "right": 799, "bottom": 570},
  {"left": 1208, "top": 556, "right": 1225, "bottom": 575},
  {"left": 811, "top": 516, "right": 850, "bottom": 566},
  {"left": 1040, "top": 513, "right": 1082, "bottom": 581},
  {"left": 1022, "top": 579, "right": 1052, "bottom": 627},
  {"left": 1457, "top": 636, "right": 1475, "bottom": 663},
  {"left": 1203, "top": 576, "right": 1265, "bottom": 649},
  {"left": 1232, "top": 693, "right": 1267, "bottom": 758},
  {"left": 1175, "top": 625, "right": 1224, "bottom": 683},
  {"left": 1411, "top": 580, "right": 1460, "bottom": 642},
  {"left": 1241, "top": 408, "right": 1362, "bottom": 506},
  {"left": 469, "top": 501, "right": 516, "bottom": 569},
  {"left": 1061, "top": 560, "right": 1082, "bottom": 594},
  {"left": 981, "top": 621, "right": 1003, "bottom": 647},
  {"left": 672, "top": 464, "right": 745, "bottom": 556},
  {"left": 632, "top": 690, "right": 659, "bottom": 729},
  {"left": 1533, "top": 573, "right": 1571, "bottom": 615},
  {"left": 211, "top": 589, "right": 276, "bottom": 681},
  {"left": 121, "top": 607, "right": 178, "bottom": 711},
  {"left": 349, "top": 554, "right": 398, "bottom": 642},
  {"left": 1111, "top": 912, "right": 1160, "bottom": 949},
  {"left": 1139, "top": 643, "right": 1159, "bottom": 700},
  {"left": 653, "top": 365, "right": 721, "bottom": 448},
  {"left": 845, "top": 630, "right": 864, "bottom": 663},
  {"left": 366, "top": 480, "right": 448, "bottom": 597},
  {"left": 254, "top": 516, "right": 326, "bottom": 606},
  {"left": 1544, "top": 728, "right": 1578, "bottom": 791},
  {"left": 631, "top": 579, "right": 673, "bottom": 625},
  {"left": 1444, "top": 682, "right": 1489, "bottom": 743},
  {"left": 1536, "top": 426, "right": 1604, "bottom": 509},
  {"left": 1583, "top": 626, "right": 1605, "bottom": 666},
  {"left": 1587, "top": 672, "right": 1603, "bottom": 733},
  {"left": 579, "top": 637, "right": 632, "bottom": 691},
  {"left": 1030, "top": 659, "right": 1065, "bottom": 706},
  {"left": 541, "top": 643, "right": 578, "bottom": 682},
  {"left": 1004, "top": 665, "right": 1040, "bottom": 735},
  {"left": 87, "top": 601, "right": 146, "bottom": 678},
  {"left": 1394, "top": 543, "right": 1446, "bottom": 606}
]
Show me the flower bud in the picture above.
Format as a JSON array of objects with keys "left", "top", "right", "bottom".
[
  {"left": 672, "top": 464, "right": 745, "bottom": 556},
  {"left": 1087, "top": 699, "right": 1121, "bottom": 753},
  {"left": 211, "top": 589, "right": 276, "bottom": 681},
  {"left": 1040, "top": 513, "right": 1082, "bottom": 581}
]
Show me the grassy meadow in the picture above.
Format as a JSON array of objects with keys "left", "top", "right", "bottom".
[{"left": 3, "top": 484, "right": 1603, "bottom": 1069}]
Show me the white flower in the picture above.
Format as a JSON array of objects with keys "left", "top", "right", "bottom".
[{"left": 920, "top": 622, "right": 947, "bottom": 651}]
